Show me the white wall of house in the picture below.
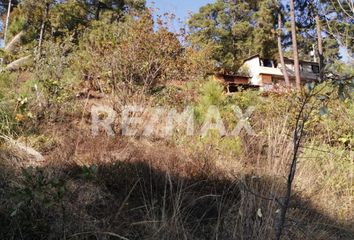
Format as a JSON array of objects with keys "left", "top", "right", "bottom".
[
  {"left": 242, "top": 56, "right": 319, "bottom": 86},
  {"left": 244, "top": 57, "right": 262, "bottom": 85},
  {"left": 279, "top": 62, "right": 319, "bottom": 81},
  {"left": 243, "top": 57, "right": 282, "bottom": 86},
  {"left": 299, "top": 63, "right": 319, "bottom": 80}
]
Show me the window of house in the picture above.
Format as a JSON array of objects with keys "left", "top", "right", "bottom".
[
  {"left": 228, "top": 84, "right": 239, "bottom": 93},
  {"left": 262, "top": 59, "right": 273, "bottom": 67},
  {"left": 302, "top": 64, "right": 312, "bottom": 73},
  {"left": 312, "top": 65, "right": 320, "bottom": 74}
]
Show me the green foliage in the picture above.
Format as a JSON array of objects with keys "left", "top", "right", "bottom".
[
  {"left": 188, "top": 0, "right": 256, "bottom": 73},
  {"left": 0, "top": 72, "right": 12, "bottom": 100},
  {"left": 327, "top": 61, "right": 354, "bottom": 100},
  {"left": 80, "top": 165, "right": 98, "bottom": 180},
  {"left": 253, "top": 0, "right": 278, "bottom": 59},
  {"left": 315, "top": 97, "right": 353, "bottom": 150},
  {"left": 228, "top": 89, "right": 260, "bottom": 110},
  {"left": 11, "top": 167, "right": 66, "bottom": 217},
  {"left": 7, "top": 11, "right": 26, "bottom": 41},
  {"left": 188, "top": 0, "right": 352, "bottom": 72},
  {"left": 187, "top": 0, "right": 293, "bottom": 73},
  {"left": 285, "top": 0, "right": 352, "bottom": 62},
  {"left": 194, "top": 79, "right": 226, "bottom": 123},
  {"left": 153, "top": 85, "right": 197, "bottom": 109},
  {"left": 48, "top": 0, "right": 88, "bottom": 39},
  {"left": 74, "top": 12, "right": 189, "bottom": 92},
  {"left": 34, "top": 41, "right": 74, "bottom": 106},
  {"left": 3, "top": 0, "right": 146, "bottom": 62}
]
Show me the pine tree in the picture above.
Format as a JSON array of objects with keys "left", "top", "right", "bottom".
[
  {"left": 188, "top": 0, "right": 256, "bottom": 73},
  {"left": 292, "top": 0, "right": 349, "bottom": 63},
  {"left": 253, "top": 0, "right": 278, "bottom": 59}
]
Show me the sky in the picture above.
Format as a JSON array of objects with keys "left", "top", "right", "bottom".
[
  {"left": 146, "top": 0, "right": 350, "bottom": 62},
  {"left": 146, "top": 0, "right": 215, "bottom": 27}
]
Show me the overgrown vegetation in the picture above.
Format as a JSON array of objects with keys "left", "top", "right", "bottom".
[{"left": 0, "top": 0, "right": 353, "bottom": 239}]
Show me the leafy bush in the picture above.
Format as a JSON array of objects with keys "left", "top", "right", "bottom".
[
  {"left": 194, "top": 79, "right": 227, "bottom": 123},
  {"left": 29, "top": 41, "right": 78, "bottom": 121},
  {"left": 74, "top": 12, "right": 190, "bottom": 94}
]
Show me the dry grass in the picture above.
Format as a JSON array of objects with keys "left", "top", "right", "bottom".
[
  {"left": 0, "top": 92, "right": 353, "bottom": 240},
  {"left": 0, "top": 124, "right": 353, "bottom": 240}
]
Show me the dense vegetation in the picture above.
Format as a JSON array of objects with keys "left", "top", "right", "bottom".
[{"left": 0, "top": 0, "right": 353, "bottom": 239}]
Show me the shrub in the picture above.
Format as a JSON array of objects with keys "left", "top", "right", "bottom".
[
  {"left": 30, "top": 41, "right": 77, "bottom": 121},
  {"left": 74, "top": 12, "right": 190, "bottom": 95},
  {"left": 194, "top": 79, "right": 227, "bottom": 123}
]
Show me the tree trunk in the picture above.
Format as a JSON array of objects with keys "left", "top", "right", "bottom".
[
  {"left": 289, "top": 0, "right": 301, "bottom": 90},
  {"left": 315, "top": 14, "right": 324, "bottom": 81},
  {"left": 4, "top": 55, "right": 31, "bottom": 71},
  {"left": 38, "top": 3, "right": 50, "bottom": 55},
  {"left": 4, "top": 31, "right": 24, "bottom": 53},
  {"left": 277, "top": 13, "right": 290, "bottom": 87},
  {"left": 4, "top": 0, "right": 12, "bottom": 46},
  {"left": 95, "top": 1, "right": 102, "bottom": 20}
]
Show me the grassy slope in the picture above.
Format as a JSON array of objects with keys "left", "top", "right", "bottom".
[{"left": 0, "top": 84, "right": 353, "bottom": 239}]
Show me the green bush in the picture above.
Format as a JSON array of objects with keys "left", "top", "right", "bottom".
[{"left": 194, "top": 79, "right": 226, "bottom": 123}]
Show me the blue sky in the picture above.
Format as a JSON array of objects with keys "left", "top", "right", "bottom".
[
  {"left": 147, "top": 0, "right": 350, "bottom": 62},
  {"left": 147, "top": 0, "right": 215, "bottom": 25}
]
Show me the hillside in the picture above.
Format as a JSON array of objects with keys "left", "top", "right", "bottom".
[{"left": 0, "top": 1, "right": 353, "bottom": 239}]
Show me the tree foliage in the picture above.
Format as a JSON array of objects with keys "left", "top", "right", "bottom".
[
  {"left": 73, "top": 11, "right": 192, "bottom": 93},
  {"left": 2, "top": 0, "right": 146, "bottom": 45},
  {"left": 188, "top": 0, "right": 258, "bottom": 73},
  {"left": 188, "top": 0, "right": 353, "bottom": 73}
]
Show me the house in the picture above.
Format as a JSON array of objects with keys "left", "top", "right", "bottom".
[
  {"left": 213, "top": 73, "right": 254, "bottom": 93},
  {"left": 215, "top": 54, "right": 320, "bottom": 93},
  {"left": 241, "top": 54, "right": 319, "bottom": 90}
]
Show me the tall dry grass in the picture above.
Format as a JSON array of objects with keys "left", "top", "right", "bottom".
[{"left": 0, "top": 85, "right": 352, "bottom": 239}]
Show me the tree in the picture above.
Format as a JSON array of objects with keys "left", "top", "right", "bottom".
[
  {"left": 3, "top": 0, "right": 146, "bottom": 44},
  {"left": 277, "top": 11, "right": 290, "bottom": 86},
  {"left": 315, "top": 14, "right": 324, "bottom": 81},
  {"left": 38, "top": 1, "right": 50, "bottom": 54},
  {"left": 78, "top": 0, "right": 146, "bottom": 21},
  {"left": 188, "top": 0, "right": 257, "bottom": 73},
  {"left": 3, "top": 0, "right": 12, "bottom": 45},
  {"left": 292, "top": 0, "right": 352, "bottom": 63},
  {"left": 1, "top": 0, "right": 146, "bottom": 59},
  {"left": 0, "top": 0, "right": 19, "bottom": 15},
  {"left": 75, "top": 12, "right": 189, "bottom": 94},
  {"left": 323, "top": 0, "right": 354, "bottom": 60},
  {"left": 254, "top": 0, "right": 278, "bottom": 59},
  {"left": 289, "top": 0, "right": 301, "bottom": 90}
]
